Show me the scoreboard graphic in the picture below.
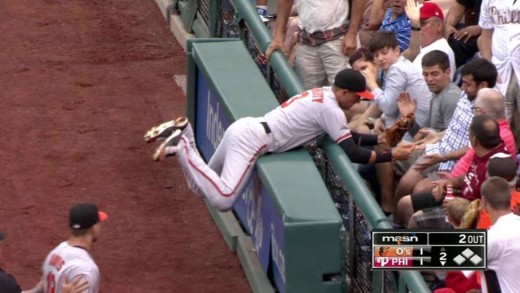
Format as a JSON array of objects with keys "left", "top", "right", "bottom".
[{"left": 372, "top": 230, "right": 487, "bottom": 270}]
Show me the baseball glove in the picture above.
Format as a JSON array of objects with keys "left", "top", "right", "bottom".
[
  {"left": 460, "top": 199, "right": 481, "bottom": 229},
  {"left": 384, "top": 113, "right": 415, "bottom": 147}
]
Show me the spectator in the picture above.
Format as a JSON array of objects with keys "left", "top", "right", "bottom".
[
  {"left": 479, "top": 0, "right": 520, "bottom": 150},
  {"left": 369, "top": 0, "right": 412, "bottom": 52},
  {"left": 409, "top": 88, "right": 517, "bottom": 198},
  {"left": 479, "top": 177, "right": 520, "bottom": 293},
  {"left": 364, "top": 30, "right": 431, "bottom": 131},
  {"left": 347, "top": 47, "right": 383, "bottom": 131},
  {"left": 394, "top": 59, "right": 497, "bottom": 200},
  {"left": 266, "top": 0, "right": 364, "bottom": 89},
  {"left": 360, "top": 30, "right": 431, "bottom": 213},
  {"left": 446, "top": 197, "right": 470, "bottom": 227},
  {"left": 396, "top": 50, "right": 460, "bottom": 138},
  {"left": 394, "top": 114, "right": 508, "bottom": 228},
  {"left": 358, "top": 0, "right": 391, "bottom": 47},
  {"left": 403, "top": 0, "right": 456, "bottom": 80},
  {"left": 443, "top": 0, "right": 481, "bottom": 68},
  {"left": 477, "top": 154, "right": 520, "bottom": 229},
  {"left": 432, "top": 198, "right": 481, "bottom": 293},
  {"left": 266, "top": 0, "right": 368, "bottom": 122},
  {"left": 448, "top": 89, "right": 517, "bottom": 178}
]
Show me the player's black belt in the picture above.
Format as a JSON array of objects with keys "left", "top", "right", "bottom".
[{"left": 260, "top": 121, "right": 271, "bottom": 134}]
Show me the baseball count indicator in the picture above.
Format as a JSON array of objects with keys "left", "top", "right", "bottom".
[{"left": 371, "top": 230, "right": 487, "bottom": 270}]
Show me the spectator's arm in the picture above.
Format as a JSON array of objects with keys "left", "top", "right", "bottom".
[
  {"left": 401, "top": 29, "right": 420, "bottom": 61},
  {"left": 368, "top": 0, "right": 386, "bottom": 30},
  {"left": 478, "top": 28, "right": 493, "bottom": 61},
  {"left": 371, "top": 67, "right": 406, "bottom": 118},
  {"left": 442, "top": 146, "right": 470, "bottom": 162},
  {"left": 402, "top": 0, "right": 421, "bottom": 61},
  {"left": 265, "top": 0, "right": 294, "bottom": 60},
  {"left": 343, "top": 0, "right": 365, "bottom": 56},
  {"left": 445, "top": 1, "right": 466, "bottom": 27},
  {"left": 450, "top": 175, "right": 465, "bottom": 189}
]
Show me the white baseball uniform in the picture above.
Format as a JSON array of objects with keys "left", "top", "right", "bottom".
[
  {"left": 175, "top": 87, "right": 352, "bottom": 211},
  {"left": 42, "top": 241, "right": 100, "bottom": 293},
  {"left": 479, "top": 0, "right": 520, "bottom": 98}
]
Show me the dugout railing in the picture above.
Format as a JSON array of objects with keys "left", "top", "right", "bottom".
[{"left": 164, "top": 0, "right": 431, "bottom": 292}]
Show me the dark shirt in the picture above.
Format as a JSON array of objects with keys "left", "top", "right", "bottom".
[{"left": 0, "top": 268, "right": 22, "bottom": 293}]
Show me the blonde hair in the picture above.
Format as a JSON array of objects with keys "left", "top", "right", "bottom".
[{"left": 447, "top": 197, "right": 471, "bottom": 227}]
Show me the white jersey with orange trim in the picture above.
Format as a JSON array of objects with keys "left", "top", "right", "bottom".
[
  {"left": 264, "top": 87, "right": 351, "bottom": 152},
  {"left": 42, "top": 241, "right": 100, "bottom": 293},
  {"left": 173, "top": 87, "right": 351, "bottom": 212}
]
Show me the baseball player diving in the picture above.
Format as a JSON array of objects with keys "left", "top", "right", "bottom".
[{"left": 144, "top": 69, "right": 414, "bottom": 212}]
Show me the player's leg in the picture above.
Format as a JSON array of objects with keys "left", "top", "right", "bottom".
[
  {"left": 413, "top": 177, "right": 434, "bottom": 194},
  {"left": 394, "top": 164, "right": 427, "bottom": 202},
  {"left": 393, "top": 195, "right": 414, "bottom": 228},
  {"left": 207, "top": 128, "right": 233, "bottom": 175},
  {"left": 375, "top": 162, "right": 395, "bottom": 214},
  {"left": 164, "top": 118, "right": 269, "bottom": 211},
  {"left": 202, "top": 119, "right": 269, "bottom": 211},
  {"left": 393, "top": 192, "right": 438, "bottom": 228},
  {"left": 407, "top": 210, "right": 422, "bottom": 229}
]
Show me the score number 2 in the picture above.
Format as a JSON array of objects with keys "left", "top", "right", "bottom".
[{"left": 440, "top": 252, "right": 447, "bottom": 264}]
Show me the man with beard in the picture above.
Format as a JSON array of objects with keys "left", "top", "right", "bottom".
[{"left": 29, "top": 203, "right": 108, "bottom": 293}]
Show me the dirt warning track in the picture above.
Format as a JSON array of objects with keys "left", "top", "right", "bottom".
[{"left": 0, "top": 0, "right": 250, "bottom": 292}]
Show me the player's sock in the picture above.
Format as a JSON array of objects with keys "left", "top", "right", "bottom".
[{"left": 181, "top": 123, "right": 200, "bottom": 156}]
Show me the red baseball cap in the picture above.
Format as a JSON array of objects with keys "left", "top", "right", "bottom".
[{"left": 420, "top": 2, "right": 444, "bottom": 20}]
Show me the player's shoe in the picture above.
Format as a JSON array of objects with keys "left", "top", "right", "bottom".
[
  {"left": 256, "top": 6, "right": 270, "bottom": 24},
  {"left": 144, "top": 116, "right": 188, "bottom": 143},
  {"left": 153, "top": 129, "right": 182, "bottom": 161}
]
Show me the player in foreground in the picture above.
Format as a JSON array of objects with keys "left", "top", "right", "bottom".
[
  {"left": 27, "top": 203, "right": 108, "bottom": 293},
  {"left": 145, "top": 69, "right": 414, "bottom": 211}
]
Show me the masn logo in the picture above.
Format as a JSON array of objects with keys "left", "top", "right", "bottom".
[{"left": 381, "top": 235, "right": 419, "bottom": 243}]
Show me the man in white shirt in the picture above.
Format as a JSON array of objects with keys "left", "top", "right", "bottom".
[
  {"left": 266, "top": 0, "right": 368, "bottom": 120},
  {"left": 403, "top": 1, "right": 456, "bottom": 80},
  {"left": 480, "top": 176, "right": 520, "bottom": 293}
]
